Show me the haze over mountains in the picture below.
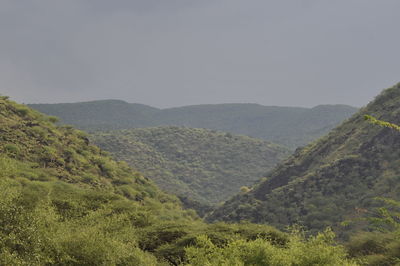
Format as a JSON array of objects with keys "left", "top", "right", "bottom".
[{"left": 30, "top": 101, "right": 357, "bottom": 149}]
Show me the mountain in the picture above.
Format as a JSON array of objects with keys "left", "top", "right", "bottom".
[
  {"left": 30, "top": 101, "right": 357, "bottom": 149},
  {"left": 208, "top": 83, "right": 400, "bottom": 236},
  {"left": 154, "top": 104, "right": 358, "bottom": 149},
  {"left": 92, "top": 127, "right": 290, "bottom": 209},
  {"left": 0, "top": 96, "right": 359, "bottom": 265}
]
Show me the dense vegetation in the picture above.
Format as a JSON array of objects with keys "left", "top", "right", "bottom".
[
  {"left": 0, "top": 96, "right": 360, "bottom": 265},
  {"left": 186, "top": 228, "right": 358, "bottom": 266},
  {"left": 0, "top": 96, "right": 194, "bottom": 264},
  {"left": 209, "top": 83, "right": 400, "bottom": 241},
  {"left": 346, "top": 197, "right": 400, "bottom": 265},
  {"left": 344, "top": 118, "right": 400, "bottom": 265},
  {"left": 92, "top": 127, "right": 289, "bottom": 208},
  {"left": 30, "top": 101, "right": 357, "bottom": 149}
]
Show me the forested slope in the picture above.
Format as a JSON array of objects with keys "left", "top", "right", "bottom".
[
  {"left": 209, "top": 83, "right": 400, "bottom": 237},
  {"left": 92, "top": 127, "right": 289, "bottom": 207},
  {"left": 0, "top": 96, "right": 197, "bottom": 264},
  {"left": 0, "top": 96, "right": 359, "bottom": 265},
  {"left": 30, "top": 101, "right": 357, "bottom": 148}
]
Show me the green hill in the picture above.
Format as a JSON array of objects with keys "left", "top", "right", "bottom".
[
  {"left": 30, "top": 101, "right": 357, "bottom": 149},
  {"left": 0, "top": 96, "right": 201, "bottom": 264},
  {"left": 92, "top": 127, "right": 290, "bottom": 208},
  {"left": 0, "top": 96, "right": 360, "bottom": 265},
  {"left": 208, "top": 83, "right": 400, "bottom": 236}
]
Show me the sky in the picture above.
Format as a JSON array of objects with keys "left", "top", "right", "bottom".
[{"left": 0, "top": 0, "right": 399, "bottom": 108}]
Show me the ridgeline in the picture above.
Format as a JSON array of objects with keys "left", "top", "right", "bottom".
[{"left": 30, "top": 101, "right": 357, "bottom": 149}]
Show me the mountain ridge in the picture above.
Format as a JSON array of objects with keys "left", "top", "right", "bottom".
[{"left": 30, "top": 101, "right": 357, "bottom": 149}]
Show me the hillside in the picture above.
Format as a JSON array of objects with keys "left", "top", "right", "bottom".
[
  {"left": 92, "top": 127, "right": 290, "bottom": 207},
  {"left": 0, "top": 96, "right": 361, "bottom": 265},
  {"left": 0, "top": 96, "right": 202, "bottom": 264},
  {"left": 208, "top": 83, "right": 400, "bottom": 236},
  {"left": 30, "top": 101, "right": 357, "bottom": 149}
]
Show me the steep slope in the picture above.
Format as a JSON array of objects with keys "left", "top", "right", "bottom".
[
  {"left": 92, "top": 127, "right": 290, "bottom": 207},
  {"left": 30, "top": 101, "right": 357, "bottom": 148},
  {"left": 208, "top": 83, "right": 400, "bottom": 235}
]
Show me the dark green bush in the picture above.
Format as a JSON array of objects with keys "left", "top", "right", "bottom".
[{"left": 4, "top": 144, "right": 20, "bottom": 157}]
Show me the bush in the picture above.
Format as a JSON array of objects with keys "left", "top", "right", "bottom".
[
  {"left": 240, "top": 186, "right": 250, "bottom": 193},
  {"left": 47, "top": 116, "right": 59, "bottom": 123},
  {"left": 15, "top": 106, "right": 30, "bottom": 117},
  {"left": 4, "top": 144, "right": 20, "bottom": 157},
  {"left": 0, "top": 178, "right": 160, "bottom": 265},
  {"left": 185, "top": 228, "right": 358, "bottom": 266}
]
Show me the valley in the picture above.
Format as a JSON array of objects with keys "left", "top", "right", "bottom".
[
  {"left": 1, "top": 83, "right": 399, "bottom": 265},
  {"left": 91, "top": 127, "right": 289, "bottom": 214},
  {"left": 2, "top": 2, "right": 399, "bottom": 264}
]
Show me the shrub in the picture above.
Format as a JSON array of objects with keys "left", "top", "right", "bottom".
[
  {"left": 4, "top": 144, "right": 20, "bottom": 157},
  {"left": 47, "top": 116, "right": 59, "bottom": 123},
  {"left": 240, "top": 186, "right": 250, "bottom": 193},
  {"left": 185, "top": 228, "right": 358, "bottom": 266},
  {"left": 15, "top": 106, "right": 30, "bottom": 117}
]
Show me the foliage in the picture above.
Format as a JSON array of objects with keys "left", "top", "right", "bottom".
[
  {"left": 185, "top": 228, "right": 358, "bottom": 266},
  {"left": 30, "top": 101, "right": 357, "bottom": 149},
  {"left": 364, "top": 115, "right": 400, "bottom": 131},
  {"left": 368, "top": 198, "right": 400, "bottom": 232},
  {"left": 139, "top": 221, "right": 288, "bottom": 265},
  {"left": 347, "top": 198, "right": 400, "bottom": 265},
  {"left": 0, "top": 177, "right": 161, "bottom": 265},
  {"left": 92, "top": 127, "right": 289, "bottom": 207}
]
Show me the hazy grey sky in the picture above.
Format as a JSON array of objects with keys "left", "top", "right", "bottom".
[{"left": 1, "top": 0, "right": 399, "bottom": 108}]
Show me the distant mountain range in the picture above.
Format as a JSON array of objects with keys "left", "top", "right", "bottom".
[{"left": 30, "top": 101, "right": 357, "bottom": 149}]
